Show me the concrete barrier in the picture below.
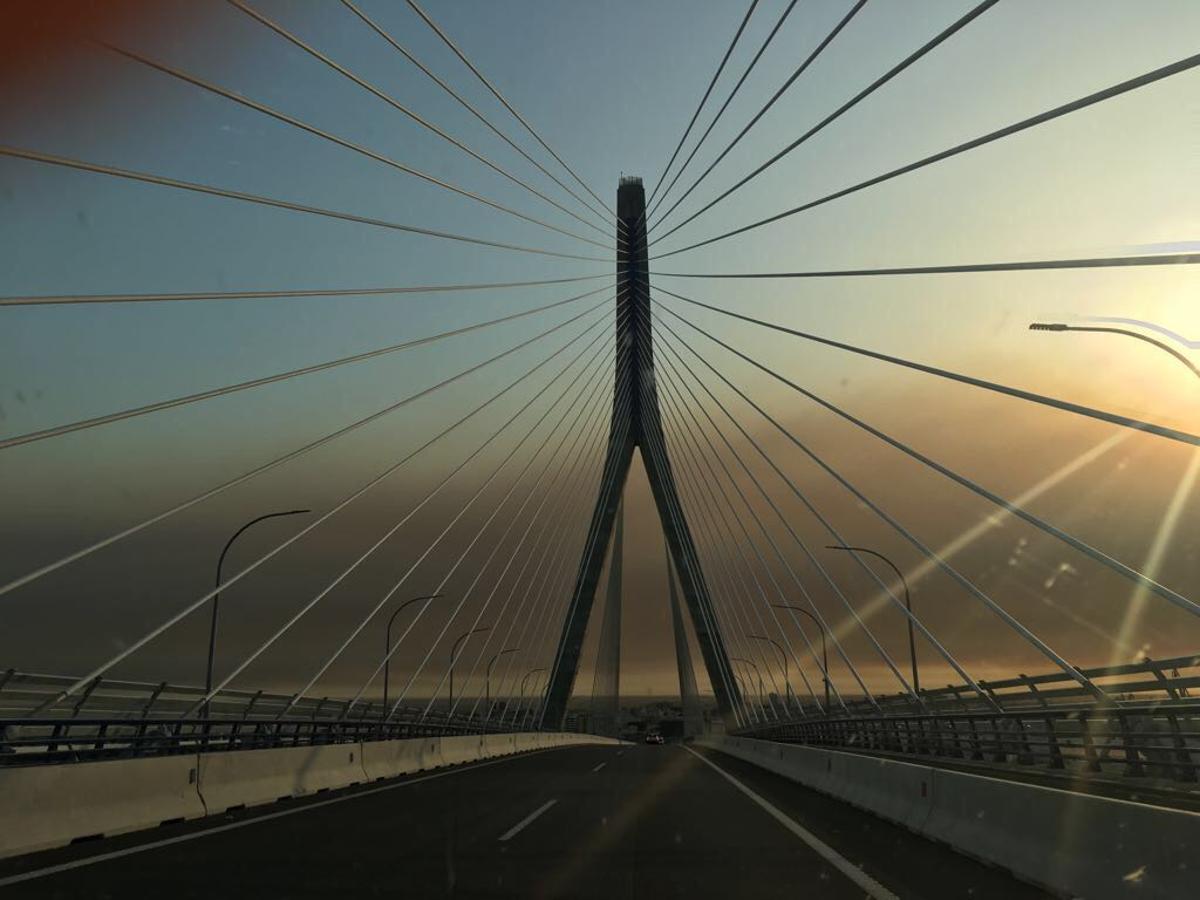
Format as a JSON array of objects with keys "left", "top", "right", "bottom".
[
  {"left": 0, "top": 754, "right": 205, "bottom": 858},
  {"left": 697, "top": 735, "right": 1200, "bottom": 900},
  {"left": 482, "top": 733, "right": 518, "bottom": 758},
  {"left": 361, "top": 737, "right": 432, "bottom": 780},
  {"left": 1, "top": 732, "right": 621, "bottom": 860},
  {"left": 514, "top": 733, "right": 541, "bottom": 752},
  {"left": 439, "top": 735, "right": 486, "bottom": 767},
  {"left": 197, "top": 743, "right": 367, "bottom": 812},
  {"left": 358, "top": 732, "right": 613, "bottom": 779},
  {"left": 924, "top": 765, "right": 1199, "bottom": 900},
  {"left": 836, "top": 751, "right": 933, "bottom": 830},
  {"left": 422, "top": 737, "right": 448, "bottom": 770}
]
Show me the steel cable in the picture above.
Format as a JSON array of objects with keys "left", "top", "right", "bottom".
[
  {"left": 648, "top": 0, "right": 997, "bottom": 242},
  {"left": 404, "top": 0, "right": 616, "bottom": 222},
  {"left": 652, "top": 50, "right": 1200, "bottom": 255},
  {"left": 646, "top": 0, "right": 759, "bottom": 211},
  {"left": 656, "top": 285, "right": 1200, "bottom": 448},
  {"left": 0, "top": 283, "right": 614, "bottom": 452},
  {"left": 0, "top": 145, "right": 609, "bottom": 263},
  {"left": 647, "top": 0, "right": 869, "bottom": 236},
  {"left": 340, "top": 0, "right": 618, "bottom": 241},
  {"left": 652, "top": 297, "right": 1108, "bottom": 700}
]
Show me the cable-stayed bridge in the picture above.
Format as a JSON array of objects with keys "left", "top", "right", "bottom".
[{"left": 1, "top": 2, "right": 1198, "bottom": 897}]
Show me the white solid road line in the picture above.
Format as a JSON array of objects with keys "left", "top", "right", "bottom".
[
  {"left": 499, "top": 799, "right": 558, "bottom": 841},
  {"left": 0, "top": 750, "right": 557, "bottom": 888},
  {"left": 683, "top": 747, "right": 900, "bottom": 900},
  {"left": 591, "top": 761, "right": 607, "bottom": 773}
]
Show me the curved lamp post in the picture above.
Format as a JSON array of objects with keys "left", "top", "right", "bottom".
[
  {"left": 383, "top": 594, "right": 442, "bottom": 719},
  {"left": 515, "top": 667, "right": 547, "bottom": 728},
  {"left": 731, "top": 657, "right": 765, "bottom": 709},
  {"left": 485, "top": 648, "right": 520, "bottom": 714},
  {"left": 771, "top": 604, "right": 830, "bottom": 710},
  {"left": 205, "top": 509, "right": 309, "bottom": 717},
  {"left": 748, "top": 634, "right": 793, "bottom": 711},
  {"left": 1029, "top": 322, "right": 1199, "bottom": 379},
  {"left": 448, "top": 627, "right": 489, "bottom": 711},
  {"left": 825, "top": 544, "right": 919, "bottom": 695}
]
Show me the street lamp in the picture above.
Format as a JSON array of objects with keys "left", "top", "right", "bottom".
[
  {"left": 448, "top": 627, "right": 489, "bottom": 711},
  {"left": 523, "top": 671, "right": 550, "bottom": 729},
  {"left": 826, "top": 544, "right": 919, "bottom": 695},
  {"left": 1029, "top": 322, "right": 1199, "bottom": 379},
  {"left": 748, "top": 634, "right": 793, "bottom": 711},
  {"left": 485, "top": 648, "right": 519, "bottom": 714},
  {"left": 514, "top": 667, "right": 547, "bottom": 727},
  {"left": 383, "top": 594, "right": 442, "bottom": 719},
  {"left": 731, "top": 657, "right": 765, "bottom": 708},
  {"left": 772, "top": 604, "right": 830, "bottom": 710},
  {"left": 205, "top": 509, "right": 309, "bottom": 717}
]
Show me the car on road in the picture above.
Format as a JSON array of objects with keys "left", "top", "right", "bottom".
[{"left": 644, "top": 732, "right": 665, "bottom": 745}]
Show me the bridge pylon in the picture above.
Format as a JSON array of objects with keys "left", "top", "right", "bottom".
[{"left": 541, "top": 177, "right": 741, "bottom": 728}]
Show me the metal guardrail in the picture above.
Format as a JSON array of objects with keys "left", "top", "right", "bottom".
[
  {"left": 0, "top": 670, "right": 541, "bottom": 766},
  {"left": 0, "top": 711, "right": 522, "bottom": 767},
  {"left": 0, "top": 669, "right": 386, "bottom": 723},
  {"left": 828, "top": 653, "right": 1200, "bottom": 719},
  {"left": 6, "top": 655, "right": 1197, "bottom": 774},
  {"left": 732, "top": 655, "right": 1200, "bottom": 787},
  {"left": 735, "top": 701, "right": 1200, "bottom": 785}
]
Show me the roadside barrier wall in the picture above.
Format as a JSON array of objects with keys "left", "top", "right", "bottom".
[
  {"left": 438, "top": 735, "right": 486, "bottom": 767},
  {"left": 0, "top": 754, "right": 205, "bottom": 858},
  {"left": 2, "top": 732, "right": 620, "bottom": 859},
  {"left": 197, "top": 743, "right": 368, "bottom": 813},
  {"left": 697, "top": 734, "right": 1199, "bottom": 900},
  {"left": 360, "top": 736, "right": 437, "bottom": 780}
]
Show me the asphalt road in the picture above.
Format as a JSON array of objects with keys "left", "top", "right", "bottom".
[{"left": 0, "top": 743, "right": 1051, "bottom": 898}]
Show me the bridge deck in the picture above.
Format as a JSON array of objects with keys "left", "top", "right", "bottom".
[{"left": 0, "top": 744, "right": 1048, "bottom": 898}]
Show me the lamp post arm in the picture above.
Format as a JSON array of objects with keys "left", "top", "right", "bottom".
[
  {"left": 206, "top": 508, "right": 309, "bottom": 714},
  {"left": 824, "top": 545, "right": 918, "bottom": 695},
  {"left": 1030, "top": 322, "right": 1200, "bottom": 379}
]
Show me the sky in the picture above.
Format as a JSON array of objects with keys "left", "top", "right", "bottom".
[{"left": 1, "top": 0, "right": 1198, "bottom": 711}]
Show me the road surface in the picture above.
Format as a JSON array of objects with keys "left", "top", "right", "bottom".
[{"left": 0, "top": 743, "right": 1049, "bottom": 898}]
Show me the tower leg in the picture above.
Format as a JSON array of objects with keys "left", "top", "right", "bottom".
[
  {"left": 589, "top": 499, "right": 624, "bottom": 737},
  {"left": 668, "top": 537, "right": 704, "bottom": 737}
]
